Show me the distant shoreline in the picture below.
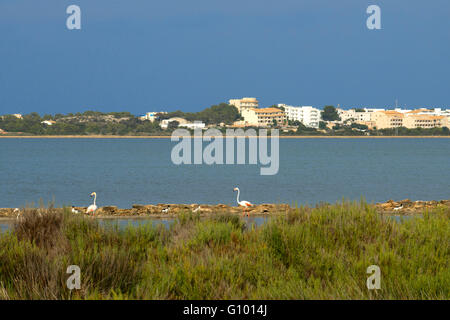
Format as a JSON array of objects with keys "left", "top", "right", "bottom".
[{"left": 1, "top": 135, "right": 449, "bottom": 139}]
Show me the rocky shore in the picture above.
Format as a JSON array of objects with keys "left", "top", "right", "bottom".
[
  {"left": 374, "top": 199, "right": 450, "bottom": 214},
  {"left": 1, "top": 199, "right": 449, "bottom": 219},
  {"left": 0, "top": 203, "right": 291, "bottom": 218}
]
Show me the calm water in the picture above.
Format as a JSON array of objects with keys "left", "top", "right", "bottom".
[
  {"left": 0, "top": 215, "right": 416, "bottom": 234},
  {"left": 0, "top": 138, "right": 449, "bottom": 208},
  {"left": 0, "top": 216, "right": 269, "bottom": 233}
]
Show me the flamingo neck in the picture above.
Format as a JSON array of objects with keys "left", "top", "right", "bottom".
[
  {"left": 236, "top": 189, "right": 240, "bottom": 204},
  {"left": 93, "top": 194, "right": 97, "bottom": 206}
]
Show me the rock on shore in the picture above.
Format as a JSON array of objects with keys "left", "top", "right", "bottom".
[{"left": 375, "top": 199, "right": 450, "bottom": 214}]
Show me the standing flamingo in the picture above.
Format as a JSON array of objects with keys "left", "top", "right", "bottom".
[
  {"left": 234, "top": 187, "right": 253, "bottom": 217},
  {"left": 86, "top": 192, "right": 98, "bottom": 215}
]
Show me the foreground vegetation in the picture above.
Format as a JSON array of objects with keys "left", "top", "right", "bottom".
[{"left": 0, "top": 201, "right": 448, "bottom": 299}]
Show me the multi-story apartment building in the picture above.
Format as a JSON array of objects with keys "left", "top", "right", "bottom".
[
  {"left": 372, "top": 111, "right": 404, "bottom": 129},
  {"left": 228, "top": 97, "right": 259, "bottom": 113},
  {"left": 241, "top": 107, "right": 286, "bottom": 127},
  {"left": 278, "top": 104, "right": 321, "bottom": 128},
  {"left": 406, "top": 107, "right": 450, "bottom": 117},
  {"left": 371, "top": 110, "right": 449, "bottom": 129},
  {"left": 403, "top": 114, "right": 448, "bottom": 129},
  {"left": 337, "top": 108, "right": 385, "bottom": 124}
]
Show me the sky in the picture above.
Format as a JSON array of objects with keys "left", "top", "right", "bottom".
[{"left": 0, "top": 0, "right": 449, "bottom": 115}]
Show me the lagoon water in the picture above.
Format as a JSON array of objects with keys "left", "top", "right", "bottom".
[
  {"left": 0, "top": 138, "right": 449, "bottom": 208},
  {"left": 0, "top": 216, "right": 269, "bottom": 233}
]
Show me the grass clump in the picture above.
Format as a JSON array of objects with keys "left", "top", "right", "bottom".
[{"left": 0, "top": 201, "right": 448, "bottom": 299}]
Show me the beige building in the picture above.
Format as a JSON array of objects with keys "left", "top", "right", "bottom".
[
  {"left": 372, "top": 111, "right": 448, "bottom": 129},
  {"left": 403, "top": 114, "right": 448, "bottom": 129},
  {"left": 241, "top": 107, "right": 286, "bottom": 127},
  {"left": 372, "top": 111, "right": 405, "bottom": 129},
  {"left": 337, "top": 108, "right": 385, "bottom": 124},
  {"left": 228, "top": 97, "right": 259, "bottom": 113}
]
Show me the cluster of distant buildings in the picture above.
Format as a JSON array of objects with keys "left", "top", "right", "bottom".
[
  {"left": 3, "top": 100, "right": 449, "bottom": 134},
  {"left": 336, "top": 108, "right": 450, "bottom": 130},
  {"left": 140, "top": 97, "right": 450, "bottom": 131},
  {"left": 140, "top": 98, "right": 322, "bottom": 130}
]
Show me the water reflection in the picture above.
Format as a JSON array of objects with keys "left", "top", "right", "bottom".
[
  {"left": 0, "top": 215, "right": 417, "bottom": 234},
  {"left": 98, "top": 216, "right": 270, "bottom": 230},
  {"left": 0, "top": 216, "right": 270, "bottom": 234}
]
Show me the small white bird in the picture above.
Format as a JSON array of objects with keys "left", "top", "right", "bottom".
[
  {"left": 393, "top": 205, "right": 403, "bottom": 211},
  {"left": 14, "top": 208, "right": 22, "bottom": 221},
  {"left": 193, "top": 206, "right": 201, "bottom": 213},
  {"left": 234, "top": 187, "right": 253, "bottom": 217},
  {"left": 162, "top": 207, "right": 170, "bottom": 214},
  {"left": 86, "top": 192, "right": 98, "bottom": 215},
  {"left": 71, "top": 206, "right": 80, "bottom": 214}
]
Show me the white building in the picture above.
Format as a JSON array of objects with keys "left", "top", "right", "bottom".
[
  {"left": 278, "top": 104, "right": 320, "bottom": 128},
  {"left": 228, "top": 97, "right": 259, "bottom": 113},
  {"left": 160, "top": 117, "right": 188, "bottom": 129},
  {"left": 179, "top": 122, "right": 206, "bottom": 130},
  {"left": 160, "top": 118, "right": 205, "bottom": 130},
  {"left": 140, "top": 112, "right": 167, "bottom": 122},
  {"left": 393, "top": 108, "right": 412, "bottom": 114},
  {"left": 41, "top": 120, "right": 56, "bottom": 126}
]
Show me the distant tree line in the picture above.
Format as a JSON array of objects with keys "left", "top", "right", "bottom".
[
  {"left": 158, "top": 103, "right": 240, "bottom": 125},
  {"left": 1, "top": 105, "right": 448, "bottom": 136},
  {"left": 0, "top": 104, "right": 240, "bottom": 135},
  {"left": 0, "top": 112, "right": 165, "bottom": 136}
]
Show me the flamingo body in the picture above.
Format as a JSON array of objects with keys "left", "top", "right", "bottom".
[
  {"left": 234, "top": 187, "right": 253, "bottom": 216},
  {"left": 86, "top": 204, "right": 97, "bottom": 214},
  {"left": 86, "top": 192, "right": 98, "bottom": 215},
  {"left": 238, "top": 200, "right": 253, "bottom": 208}
]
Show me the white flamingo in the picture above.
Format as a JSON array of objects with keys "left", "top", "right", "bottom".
[
  {"left": 234, "top": 187, "right": 253, "bottom": 217},
  {"left": 86, "top": 192, "right": 98, "bottom": 215}
]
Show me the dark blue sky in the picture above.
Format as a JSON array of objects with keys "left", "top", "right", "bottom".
[{"left": 1, "top": 0, "right": 449, "bottom": 115}]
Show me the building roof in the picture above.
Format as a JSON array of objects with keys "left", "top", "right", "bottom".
[
  {"left": 380, "top": 111, "right": 404, "bottom": 116},
  {"left": 408, "top": 114, "right": 445, "bottom": 120},
  {"left": 251, "top": 107, "right": 283, "bottom": 113},
  {"left": 406, "top": 109, "right": 429, "bottom": 114},
  {"left": 168, "top": 117, "right": 187, "bottom": 122}
]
